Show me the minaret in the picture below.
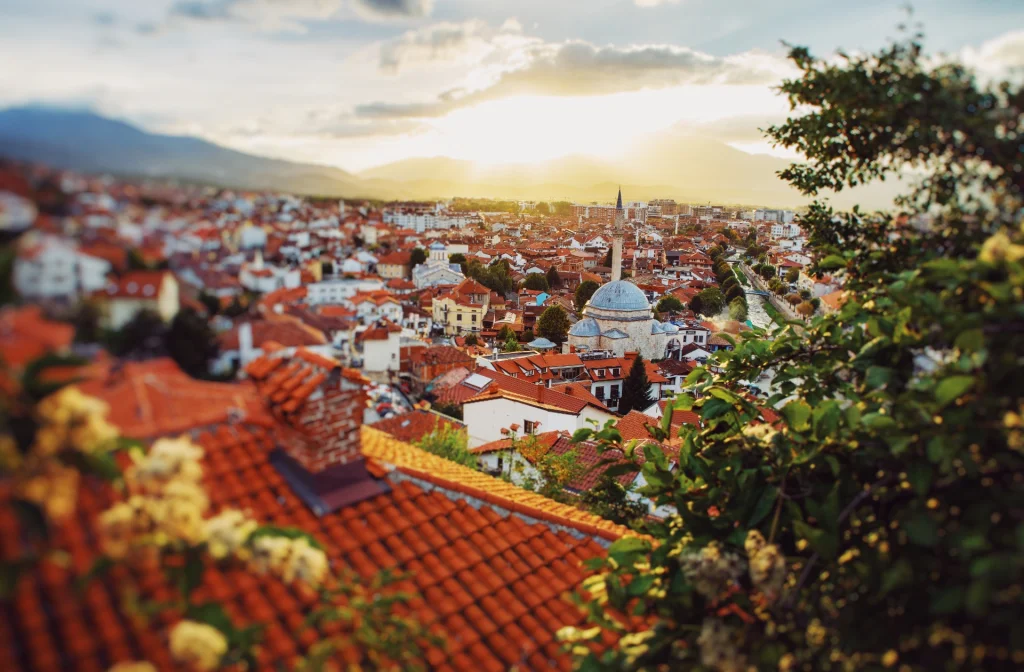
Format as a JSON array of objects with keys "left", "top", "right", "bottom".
[{"left": 611, "top": 187, "right": 624, "bottom": 282}]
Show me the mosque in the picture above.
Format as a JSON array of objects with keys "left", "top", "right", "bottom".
[{"left": 568, "top": 189, "right": 681, "bottom": 361}]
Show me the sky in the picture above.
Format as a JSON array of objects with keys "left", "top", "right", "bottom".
[{"left": 0, "top": 0, "right": 1022, "bottom": 173}]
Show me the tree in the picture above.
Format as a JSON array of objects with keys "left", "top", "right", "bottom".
[
  {"left": 415, "top": 424, "right": 476, "bottom": 468},
  {"left": 71, "top": 301, "right": 102, "bottom": 344},
  {"left": 448, "top": 253, "right": 466, "bottom": 273},
  {"left": 522, "top": 273, "right": 549, "bottom": 292},
  {"left": 565, "top": 32, "right": 1024, "bottom": 672},
  {"left": 618, "top": 355, "right": 654, "bottom": 415},
  {"left": 725, "top": 283, "right": 745, "bottom": 303},
  {"left": 692, "top": 287, "right": 725, "bottom": 316},
  {"left": 785, "top": 292, "right": 802, "bottom": 305},
  {"left": 521, "top": 328, "right": 534, "bottom": 343},
  {"left": 431, "top": 400, "right": 463, "bottom": 421},
  {"left": 795, "top": 300, "right": 815, "bottom": 317},
  {"left": 198, "top": 291, "right": 221, "bottom": 316},
  {"left": 545, "top": 266, "right": 561, "bottom": 290},
  {"left": 602, "top": 247, "right": 613, "bottom": 267},
  {"left": 785, "top": 267, "right": 800, "bottom": 283},
  {"left": 655, "top": 295, "right": 684, "bottom": 314},
  {"left": 107, "top": 309, "right": 167, "bottom": 359},
  {"left": 536, "top": 305, "right": 570, "bottom": 345},
  {"left": 409, "top": 247, "right": 427, "bottom": 268},
  {"left": 758, "top": 263, "right": 776, "bottom": 280},
  {"left": 463, "top": 333, "right": 479, "bottom": 347},
  {"left": 166, "top": 308, "right": 220, "bottom": 379},
  {"left": 769, "top": 277, "right": 785, "bottom": 294},
  {"left": 575, "top": 280, "right": 600, "bottom": 310},
  {"left": 501, "top": 331, "right": 520, "bottom": 353},
  {"left": 728, "top": 296, "right": 748, "bottom": 322},
  {"left": 579, "top": 473, "right": 648, "bottom": 527},
  {"left": 496, "top": 325, "right": 516, "bottom": 343}
]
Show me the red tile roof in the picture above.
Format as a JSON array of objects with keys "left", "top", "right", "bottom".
[
  {"left": 100, "top": 270, "right": 173, "bottom": 299},
  {"left": 371, "top": 409, "right": 465, "bottom": 445},
  {"left": 219, "top": 319, "right": 327, "bottom": 350},
  {"left": 0, "top": 306, "right": 74, "bottom": 370}
]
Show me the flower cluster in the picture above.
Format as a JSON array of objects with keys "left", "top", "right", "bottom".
[
  {"left": 169, "top": 620, "right": 229, "bottom": 671},
  {"left": 679, "top": 542, "right": 745, "bottom": 599},
  {"left": 745, "top": 530, "right": 786, "bottom": 602},
  {"left": 697, "top": 618, "right": 748, "bottom": 672},
  {"left": 7, "top": 387, "right": 118, "bottom": 522},
  {"left": 250, "top": 535, "right": 329, "bottom": 586}
]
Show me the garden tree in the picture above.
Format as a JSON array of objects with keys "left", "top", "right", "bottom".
[
  {"left": 800, "top": 288, "right": 812, "bottom": 299},
  {"left": 485, "top": 260, "right": 517, "bottom": 296},
  {"left": 579, "top": 473, "right": 649, "bottom": 527},
  {"left": 536, "top": 305, "right": 571, "bottom": 345},
  {"left": 785, "top": 292, "right": 803, "bottom": 306},
  {"left": 430, "top": 400, "right": 463, "bottom": 421},
  {"left": 725, "top": 283, "right": 745, "bottom": 303},
  {"left": 522, "top": 328, "right": 535, "bottom": 342},
  {"left": 758, "top": 263, "right": 777, "bottom": 280},
  {"left": 795, "top": 301, "right": 816, "bottom": 317},
  {"left": 769, "top": 277, "right": 786, "bottom": 294},
  {"left": 692, "top": 287, "right": 725, "bottom": 317},
  {"left": 107, "top": 309, "right": 167, "bottom": 359},
  {"left": 563, "top": 33, "right": 1024, "bottom": 672},
  {"left": 522, "top": 273, "right": 550, "bottom": 292},
  {"left": 618, "top": 354, "right": 655, "bottom": 415},
  {"left": 198, "top": 291, "right": 221, "bottom": 316},
  {"left": 463, "top": 333, "right": 479, "bottom": 346},
  {"left": 551, "top": 201, "right": 573, "bottom": 216},
  {"left": 166, "top": 308, "right": 220, "bottom": 380},
  {"left": 810, "top": 297, "right": 821, "bottom": 310},
  {"left": 415, "top": 424, "right": 476, "bottom": 468},
  {"left": 511, "top": 433, "right": 583, "bottom": 502},
  {"left": 496, "top": 324, "right": 516, "bottom": 342},
  {"left": 655, "top": 295, "right": 684, "bottom": 314},
  {"left": 448, "top": 252, "right": 467, "bottom": 273},
  {"left": 546, "top": 265, "right": 562, "bottom": 290},
  {"left": 575, "top": 280, "right": 601, "bottom": 310},
  {"left": 688, "top": 294, "right": 704, "bottom": 316},
  {"left": 409, "top": 247, "right": 427, "bottom": 268},
  {"left": 501, "top": 331, "right": 520, "bottom": 353},
  {"left": 728, "top": 297, "right": 748, "bottom": 322},
  {"left": 785, "top": 267, "right": 801, "bottom": 283}
]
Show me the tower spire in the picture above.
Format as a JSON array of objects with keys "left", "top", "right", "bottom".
[
  {"left": 616, "top": 187, "right": 622, "bottom": 210},
  {"left": 611, "top": 187, "right": 624, "bottom": 282}
]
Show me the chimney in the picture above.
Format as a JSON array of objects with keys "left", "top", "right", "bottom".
[{"left": 246, "top": 349, "right": 389, "bottom": 515}]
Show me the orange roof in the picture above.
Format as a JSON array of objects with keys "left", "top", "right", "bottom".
[
  {"left": 0, "top": 306, "right": 74, "bottom": 370},
  {"left": 370, "top": 409, "right": 464, "bottom": 444},
  {"left": 220, "top": 320, "right": 327, "bottom": 350},
  {"left": 79, "top": 358, "right": 272, "bottom": 439}
]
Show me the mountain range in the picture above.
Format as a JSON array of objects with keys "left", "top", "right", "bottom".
[{"left": 0, "top": 106, "right": 899, "bottom": 209}]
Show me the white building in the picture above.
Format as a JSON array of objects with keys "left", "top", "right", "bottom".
[
  {"left": 412, "top": 242, "right": 465, "bottom": 289},
  {"left": 14, "top": 236, "right": 111, "bottom": 301},
  {"left": 306, "top": 277, "right": 384, "bottom": 305},
  {"left": 238, "top": 252, "right": 300, "bottom": 293},
  {"left": 355, "top": 321, "right": 402, "bottom": 373}
]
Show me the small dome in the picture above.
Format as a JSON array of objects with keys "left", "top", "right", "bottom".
[
  {"left": 569, "top": 317, "right": 601, "bottom": 337},
  {"left": 528, "top": 337, "right": 557, "bottom": 350},
  {"left": 587, "top": 280, "right": 650, "bottom": 312},
  {"left": 428, "top": 242, "right": 446, "bottom": 250},
  {"left": 602, "top": 328, "right": 628, "bottom": 339},
  {"left": 661, "top": 322, "right": 679, "bottom": 333}
]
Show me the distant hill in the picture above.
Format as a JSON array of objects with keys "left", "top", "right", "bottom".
[
  {"left": 0, "top": 106, "right": 384, "bottom": 198},
  {"left": 0, "top": 106, "right": 901, "bottom": 209}
]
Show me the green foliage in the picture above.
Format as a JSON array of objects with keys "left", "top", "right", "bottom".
[
  {"left": 575, "top": 280, "right": 601, "bottom": 310},
  {"left": 468, "top": 259, "right": 516, "bottom": 295},
  {"left": 430, "top": 400, "right": 463, "bottom": 421},
  {"left": 551, "top": 201, "right": 574, "bottom": 216},
  {"left": 415, "top": 423, "right": 476, "bottom": 468},
  {"left": 691, "top": 287, "right": 725, "bottom": 317},
  {"left": 567, "top": 32, "right": 1024, "bottom": 672},
  {"left": 197, "top": 291, "right": 221, "bottom": 316},
  {"left": 619, "top": 355, "right": 655, "bottom": 415},
  {"left": 449, "top": 197, "right": 519, "bottom": 213},
  {"left": 463, "top": 333, "right": 479, "bottom": 347},
  {"left": 536, "top": 305, "right": 571, "bottom": 345},
  {"left": 757, "top": 263, "right": 777, "bottom": 280},
  {"left": 579, "top": 473, "right": 649, "bottom": 527},
  {"left": 522, "top": 273, "right": 550, "bottom": 292},
  {"left": 496, "top": 324, "right": 516, "bottom": 342},
  {"left": 105, "top": 309, "right": 167, "bottom": 359},
  {"left": 785, "top": 267, "right": 800, "bottom": 283},
  {"left": 448, "top": 252, "right": 467, "bottom": 273},
  {"left": 546, "top": 265, "right": 562, "bottom": 290},
  {"left": 502, "top": 331, "right": 520, "bottom": 353},
  {"left": 656, "top": 295, "right": 684, "bottom": 314},
  {"left": 166, "top": 308, "right": 220, "bottom": 379},
  {"left": 728, "top": 296, "right": 748, "bottom": 322},
  {"left": 409, "top": 247, "right": 427, "bottom": 268}
]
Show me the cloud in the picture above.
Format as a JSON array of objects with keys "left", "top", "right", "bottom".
[
  {"left": 358, "top": 37, "right": 790, "bottom": 119},
  {"left": 959, "top": 30, "right": 1024, "bottom": 81},
  {"left": 350, "top": 0, "right": 434, "bottom": 20},
  {"left": 167, "top": 0, "right": 343, "bottom": 32},
  {"left": 634, "top": 0, "right": 681, "bottom": 6},
  {"left": 378, "top": 18, "right": 524, "bottom": 72}
]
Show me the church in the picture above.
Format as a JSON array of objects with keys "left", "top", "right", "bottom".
[{"left": 568, "top": 189, "right": 681, "bottom": 361}]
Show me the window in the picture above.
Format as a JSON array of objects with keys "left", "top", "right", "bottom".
[
  {"left": 457, "top": 313, "right": 462, "bottom": 322},
  {"left": 594, "top": 387, "right": 605, "bottom": 400},
  {"left": 524, "top": 420, "right": 537, "bottom": 434},
  {"left": 610, "top": 385, "right": 620, "bottom": 399},
  {"left": 612, "top": 368, "right": 621, "bottom": 377}
]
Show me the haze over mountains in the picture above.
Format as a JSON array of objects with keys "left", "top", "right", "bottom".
[{"left": 0, "top": 106, "right": 898, "bottom": 209}]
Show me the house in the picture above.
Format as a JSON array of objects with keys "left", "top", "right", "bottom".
[
  {"left": 408, "top": 345, "right": 476, "bottom": 387},
  {"left": 215, "top": 318, "right": 330, "bottom": 372},
  {"left": 431, "top": 278, "right": 490, "bottom": 336},
  {"left": 376, "top": 250, "right": 412, "bottom": 279},
  {"left": 355, "top": 319, "right": 402, "bottom": 373},
  {"left": 95, "top": 270, "right": 179, "bottom": 330},
  {"left": 461, "top": 370, "right": 615, "bottom": 447},
  {"left": 820, "top": 289, "right": 848, "bottom": 315},
  {"left": 14, "top": 235, "right": 112, "bottom": 302},
  {"left": 370, "top": 408, "right": 465, "bottom": 444}
]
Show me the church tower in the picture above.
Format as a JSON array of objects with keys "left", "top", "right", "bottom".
[{"left": 611, "top": 187, "right": 624, "bottom": 282}]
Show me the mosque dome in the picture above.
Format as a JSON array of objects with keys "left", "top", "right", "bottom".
[
  {"left": 568, "top": 317, "right": 601, "bottom": 337},
  {"left": 587, "top": 280, "right": 650, "bottom": 312}
]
